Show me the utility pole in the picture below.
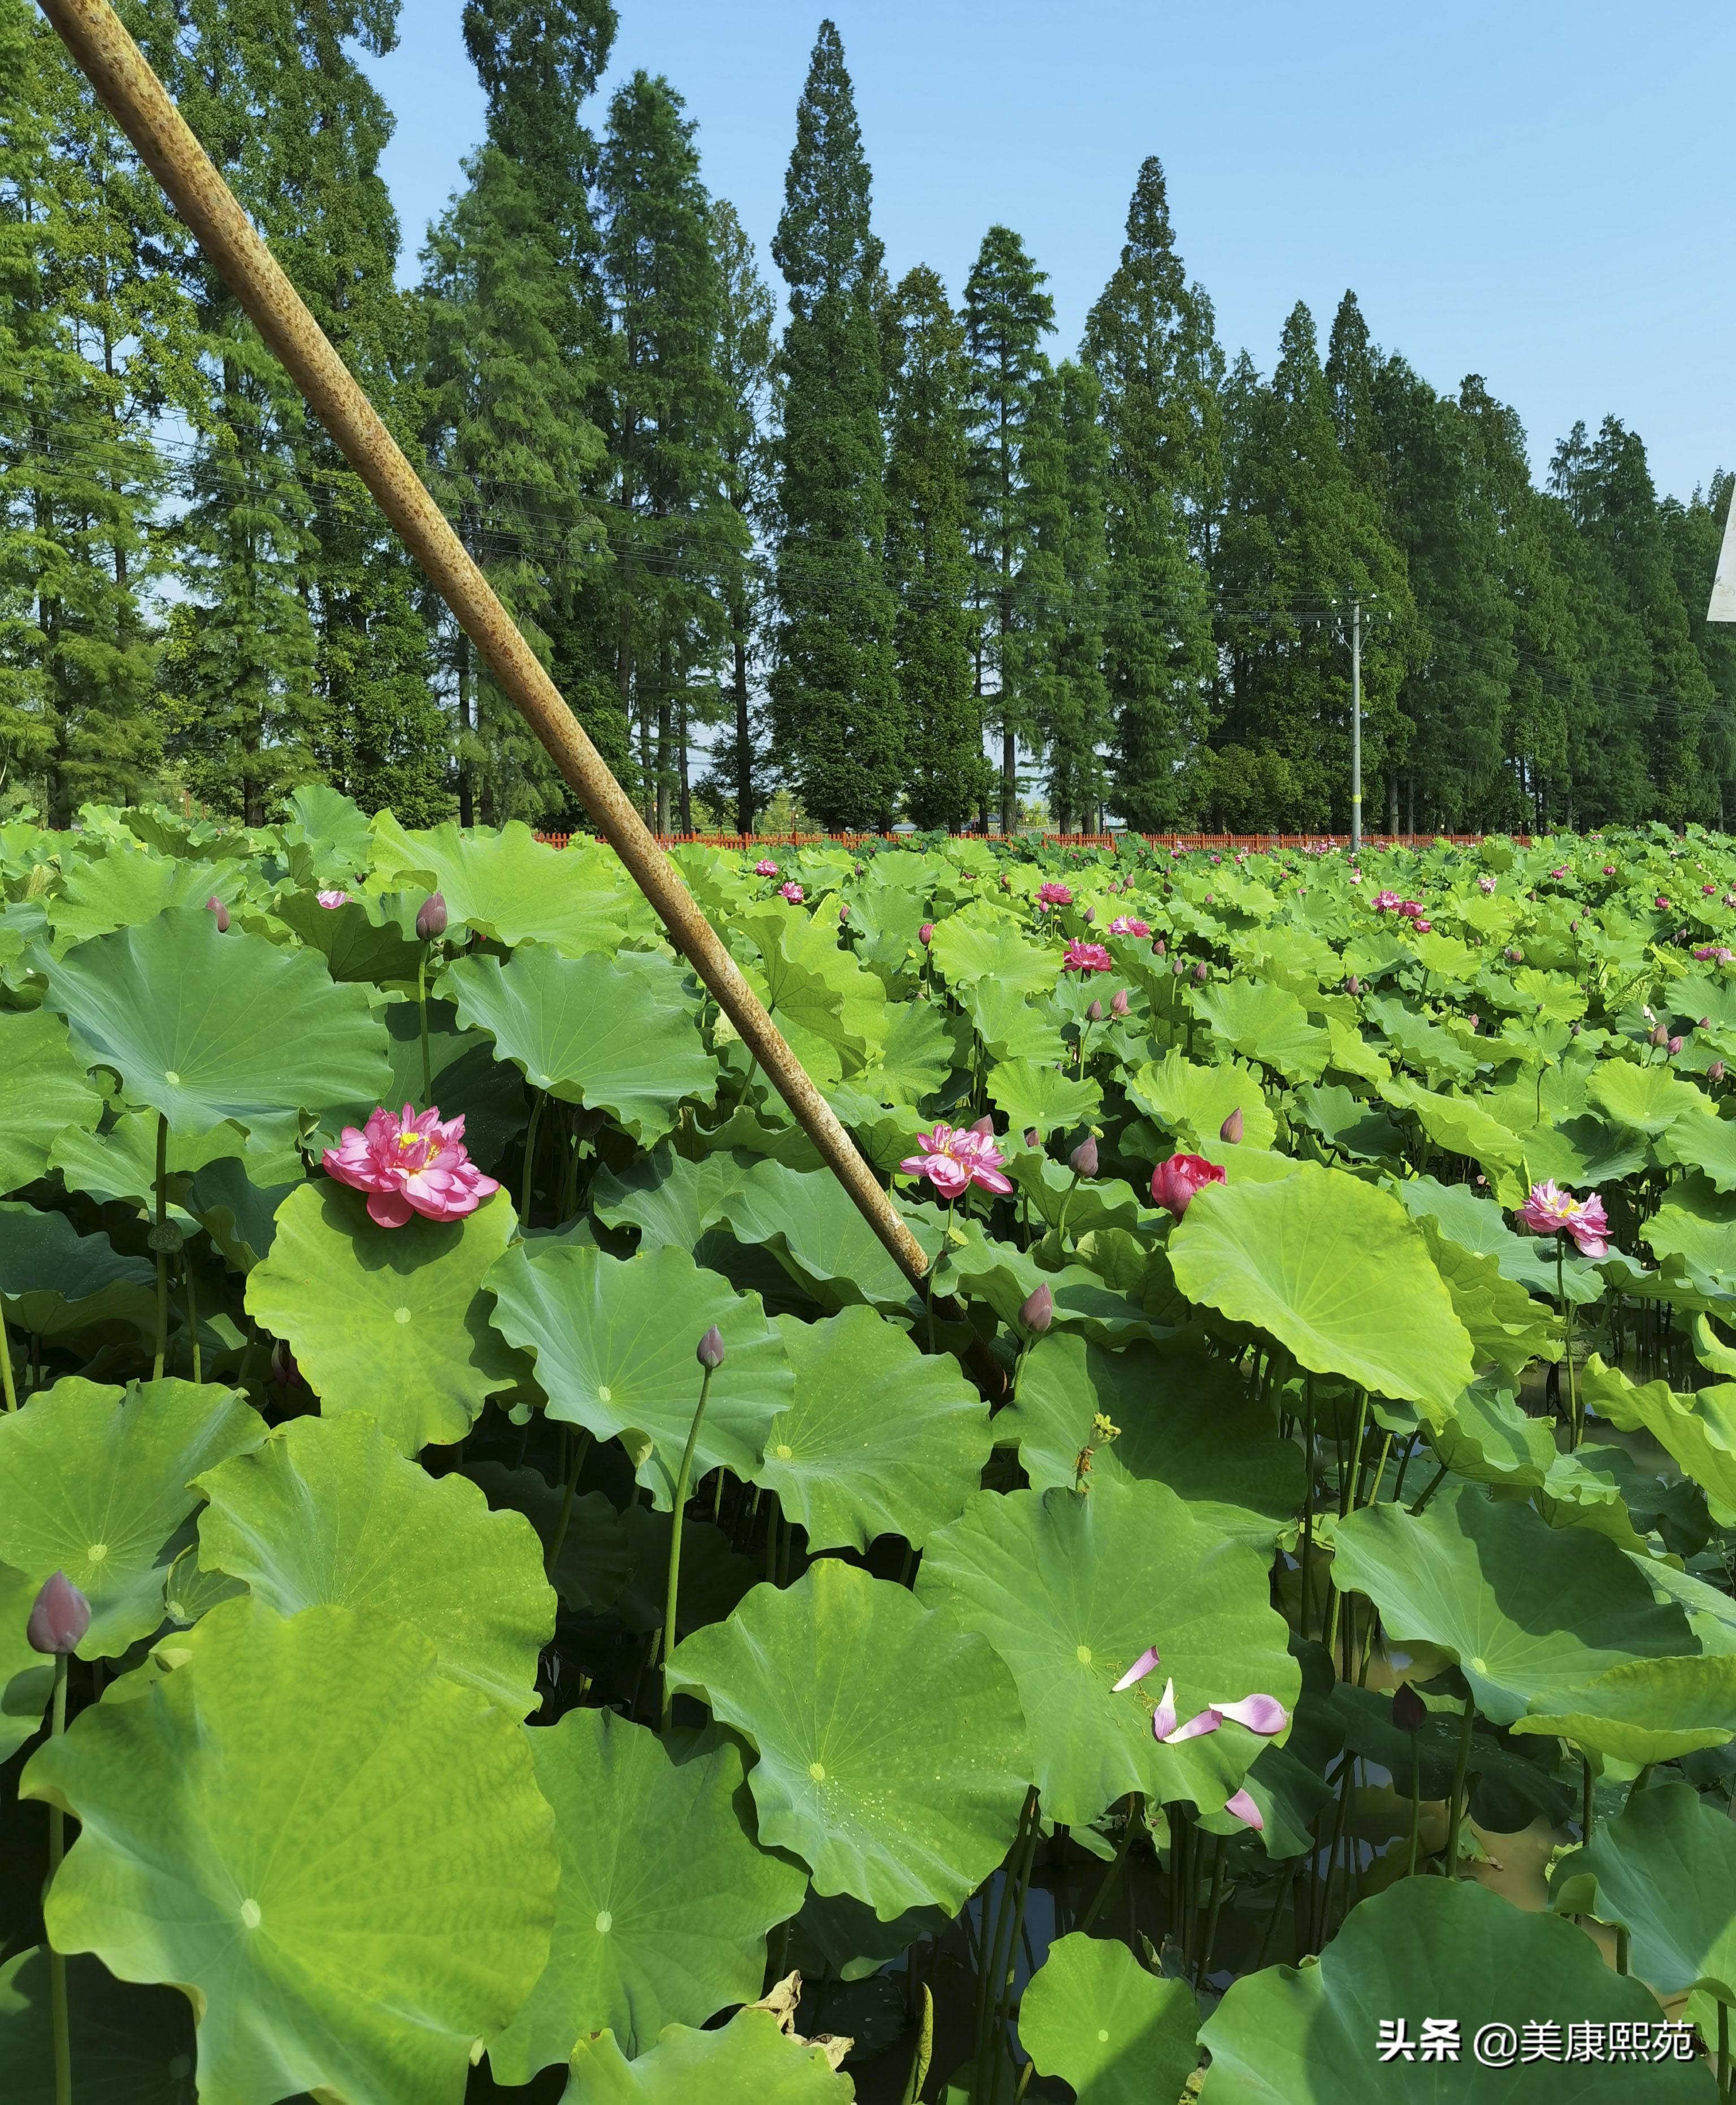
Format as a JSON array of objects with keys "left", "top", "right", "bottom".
[{"left": 1349, "top": 597, "right": 1362, "bottom": 855}]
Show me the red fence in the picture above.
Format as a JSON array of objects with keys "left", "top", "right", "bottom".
[{"left": 532, "top": 829, "right": 1524, "bottom": 854}]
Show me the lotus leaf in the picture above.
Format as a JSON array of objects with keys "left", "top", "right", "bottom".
[
  {"left": 0, "top": 1202, "right": 158, "bottom": 1344},
  {"left": 563, "top": 2008, "right": 853, "bottom": 2103},
  {"left": 246, "top": 1181, "right": 525, "bottom": 1453},
  {"left": 1588, "top": 1059, "right": 1714, "bottom": 1137},
  {"left": 0, "top": 1947, "right": 201, "bottom": 2104},
  {"left": 370, "top": 814, "right": 648, "bottom": 954},
  {"left": 666, "top": 1559, "right": 1030, "bottom": 1918},
  {"left": 1582, "top": 1355, "right": 1736, "bottom": 1524},
  {"left": 1127, "top": 1050, "right": 1278, "bottom": 1152},
  {"left": 1192, "top": 978, "right": 1330, "bottom": 1083},
  {"left": 1019, "top": 1931, "right": 1199, "bottom": 2105},
  {"left": 23, "top": 1600, "right": 557, "bottom": 2105},
  {"left": 0, "top": 1560, "right": 53, "bottom": 1760},
  {"left": 490, "top": 1710, "right": 805, "bottom": 2077},
  {"left": 0, "top": 1007, "right": 102, "bottom": 1195},
  {"left": 986, "top": 1056, "right": 1102, "bottom": 1137}
]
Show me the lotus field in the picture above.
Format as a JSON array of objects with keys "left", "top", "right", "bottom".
[{"left": 8, "top": 795, "right": 1736, "bottom": 2103}]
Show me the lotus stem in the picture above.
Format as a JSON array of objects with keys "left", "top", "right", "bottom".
[
  {"left": 520, "top": 1089, "right": 545, "bottom": 1227},
  {"left": 1719, "top": 2002, "right": 1730, "bottom": 2102},
  {"left": 151, "top": 1111, "right": 169, "bottom": 1380},
  {"left": 1408, "top": 1462, "right": 1450, "bottom": 1516},
  {"left": 416, "top": 951, "right": 433, "bottom": 1102},
  {"left": 1443, "top": 1700, "right": 1475, "bottom": 1878},
  {"left": 1557, "top": 1243, "right": 1582, "bottom": 1448},
  {"left": 1076, "top": 1792, "right": 1142, "bottom": 1934},
  {"left": 1339, "top": 1388, "right": 1369, "bottom": 1519},
  {"left": 975, "top": 1786, "right": 1039, "bottom": 2104},
  {"left": 546, "top": 1427, "right": 591, "bottom": 1577},
  {"left": 1407, "top": 1739, "right": 1421, "bottom": 1876},
  {"left": 47, "top": 1651, "right": 71, "bottom": 2105},
  {"left": 898, "top": 1982, "right": 933, "bottom": 2105},
  {"left": 184, "top": 1262, "right": 201, "bottom": 1384},
  {"left": 1253, "top": 1858, "right": 1296, "bottom": 1971},
  {"left": 1196, "top": 1831, "right": 1229, "bottom": 1989},
  {"left": 1298, "top": 1377, "right": 1316, "bottom": 1638},
  {"left": 0, "top": 1295, "right": 17, "bottom": 1412},
  {"left": 660, "top": 1366, "right": 715, "bottom": 1730},
  {"left": 1579, "top": 1749, "right": 1595, "bottom": 1843}
]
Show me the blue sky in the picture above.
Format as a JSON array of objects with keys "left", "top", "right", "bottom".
[{"left": 364, "top": 0, "right": 1733, "bottom": 503}]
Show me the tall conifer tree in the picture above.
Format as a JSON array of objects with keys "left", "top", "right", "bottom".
[
  {"left": 884, "top": 266, "right": 983, "bottom": 830},
  {"left": 768, "top": 20, "right": 901, "bottom": 829},
  {"left": 1083, "top": 157, "right": 1219, "bottom": 828},
  {"left": 962, "top": 226, "right": 1054, "bottom": 831}
]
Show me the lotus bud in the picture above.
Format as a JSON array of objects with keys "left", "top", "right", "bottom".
[
  {"left": 1020, "top": 1282, "right": 1054, "bottom": 1336},
  {"left": 696, "top": 1326, "right": 726, "bottom": 1371},
  {"left": 27, "top": 1571, "right": 90, "bottom": 1656},
  {"left": 1468, "top": 1013, "right": 1480, "bottom": 1032},
  {"left": 1700, "top": 1018, "right": 1712, "bottom": 1032},
  {"left": 1391, "top": 1683, "right": 1427, "bottom": 1735},
  {"left": 1024, "top": 1128, "right": 1040, "bottom": 1149},
  {"left": 1219, "top": 1106, "right": 1244, "bottom": 1145},
  {"left": 919, "top": 921, "right": 934, "bottom": 946},
  {"left": 1651, "top": 1024, "right": 1670, "bottom": 1047},
  {"left": 1669, "top": 1035, "right": 1683, "bottom": 1057},
  {"left": 1152, "top": 938, "right": 1166, "bottom": 957},
  {"left": 1171, "top": 959, "right": 1185, "bottom": 977},
  {"left": 206, "top": 895, "right": 229, "bottom": 933},
  {"left": 1070, "top": 1134, "right": 1099, "bottom": 1179},
  {"left": 1086, "top": 999, "right": 1104, "bottom": 1023},
  {"left": 1711, "top": 1062, "right": 1727, "bottom": 1083},
  {"left": 970, "top": 1114, "right": 995, "bottom": 1140},
  {"left": 1193, "top": 961, "right": 1208, "bottom": 984},
  {"left": 1082, "top": 906, "right": 1095, "bottom": 924},
  {"left": 416, "top": 891, "right": 448, "bottom": 941},
  {"left": 838, "top": 904, "right": 849, "bottom": 922},
  {"left": 1111, "top": 989, "right": 1129, "bottom": 1017},
  {"left": 1345, "top": 973, "right": 1361, "bottom": 996}
]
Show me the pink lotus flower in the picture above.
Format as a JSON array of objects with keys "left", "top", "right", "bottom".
[
  {"left": 1603, "top": 865, "right": 1617, "bottom": 876},
  {"left": 1151, "top": 1153, "right": 1226, "bottom": 1218},
  {"left": 897, "top": 1121, "right": 1012, "bottom": 1202},
  {"left": 323, "top": 1103, "right": 501, "bottom": 1228},
  {"left": 778, "top": 881, "right": 804, "bottom": 903},
  {"left": 1349, "top": 870, "right": 1362, "bottom": 885},
  {"left": 1109, "top": 916, "right": 1151, "bottom": 937},
  {"left": 1477, "top": 875, "right": 1497, "bottom": 894},
  {"left": 1413, "top": 919, "right": 1433, "bottom": 934},
  {"left": 1693, "top": 946, "right": 1734, "bottom": 964},
  {"left": 1223, "top": 1788, "right": 1264, "bottom": 1832},
  {"left": 1656, "top": 896, "right": 1671, "bottom": 911},
  {"left": 1064, "top": 939, "right": 1113, "bottom": 974},
  {"left": 1038, "top": 882, "right": 1073, "bottom": 906},
  {"left": 754, "top": 859, "right": 779, "bottom": 877},
  {"left": 1551, "top": 867, "right": 1569, "bottom": 880},
  {"left": 317, "top": 889, "right": 349, "bottom": 909},
  {"left": 1515, "top": 1180, "right": 1610, "bottom": 1259},
  {"left": 1372, "top": 889, "right": 1402, "bottom": 912}
]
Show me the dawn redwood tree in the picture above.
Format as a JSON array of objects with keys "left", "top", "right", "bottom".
[
  {"left": 767, "top": 19, "right": 902, "bottom": 830},
  {"left": 884, "top": 266, "right": 986, "bottom": 831},
  {"left": 963, "top": 224, "right": 1055, "bottom": 832},
  {"left": 1083, "top": 156, "right": 1219, "bottom": 829}
]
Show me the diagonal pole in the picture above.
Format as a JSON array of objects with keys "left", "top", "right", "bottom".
[{"left": 36, "top": 0, "right": 931, "bottom": 1294}]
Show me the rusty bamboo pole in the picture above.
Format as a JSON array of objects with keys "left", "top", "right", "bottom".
[{"left": 37, "top": 0, "right": 934, "bottom": 1295}]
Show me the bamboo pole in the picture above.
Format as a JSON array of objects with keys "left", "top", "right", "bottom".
[{"left": 37, "top": 0, "right": 932, "bottom": 1295}]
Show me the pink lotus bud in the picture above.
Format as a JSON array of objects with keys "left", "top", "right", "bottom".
[
  {"left": 1651, "top": 1024, "right": 1670, "bottom": 1047},
  {"left": 696, "top": 1326, "right": 726, "bottom": 1371},
  {"left": 970, "top": 1115, "right": 995, "bottom": 1139},
  {"left": 1019, "top": 1282, "right": 1054, "bottom": 1335},
  {"left": 919, "top": 921, "right": 934, "bottom": 946},
  {"left": 1700, "top": 1019, "right": 1712, "bottom": 1031},
  {"left": 1070, "top": 1134, "right": 1099, "bottom": 1179},
  {"left": 1171, "top": 959, "right": 1186, "bottom": 977},
  {"left": 1152, "top": 938, "right": 1166, "bottom": 957},
  {"left": 1111, "top": 989, "right": 1129, "bottom": 1017},
  {"left": 1086, "top": 999, "right": 1103, "bottom": 1023},
  {"left": 1219, "top": 1107, "right": 1243, "bottom": 1145},
  {"left": 1468, "top": 1013, "right": 1479, "bottom": 1032},
  {"left": 1081, "top": 906, "right": 1095, "bottom": 924},
  {"left": 1151, "top": 1153, "right": 1226, "bottom": 1219},
  {"left": 1712, "top": 1062, "right": 1727, "bottom": 1083},
  {"left": 1023, "top": 1128, "right": 1040, "bottom": 1149},
  {"left": 1391, "top": 1683, "right": 1427, "bottom": 1734},
  {"left": 1193, "top": 961, "right": 1208, "bottom": 983},
  {"left": 1345, "top": 973, "right": 1361, "bottom": 995},
  {"left": 27, "top": 1572, "right": 90, "bottom": 1656},
  {"left": 838, "top": 904, "right": 849, "bottom": 922},
  {"left": 416, "top": 891, "right": 448, "bottom": 940},
  {"left": 206, "top": 895, "right": 229, "bottom": 932},
  {"left": 1668, "top": 1036, "right": 1683, "bottom": 1057}
]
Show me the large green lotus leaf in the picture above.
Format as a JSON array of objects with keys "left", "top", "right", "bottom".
[
  {"left": 721, "top": 1158, "right": 918, "bottom": 1312},
  {"left": 1381, "top": 1078, "right": 1524, "bottom": 1203},
  {"left": 666, "top": 1560, "right": 1030, "bottom": 1918},
  {"left": 47, "top": 849, "right": 242, "bottom": 945},
  {"left": 788, "top": 1890, "right": 947, "bottom": 1985},
  {"left": 917, "top": 1480, "right": 1299, "bottom": 1828},
  {"left": 37, "top": 909, "right": 391, "bottom": 1146},
  {"left": 0, "top": 1007, "right": 102, "bottom": 1194},
  {"left": 49, "top": 1110, "right": 296, "bottom": 1215},
  {"left": 1659, "top": 1110, "right": 1736, "bottom": 1192},
  {"left": 1169, "top": 1163, "right": 1474, "bottom": 1410},
  {"left": 1006, "top": 1332, "right": 1304, "bottom": 1539},
  {"left": 1192, "top": 978, "right": 1330, "bottom": 1084},
  {"left": 1414, "top": 1383, "right": 1648, "bottom": 1552},
  {"left": 282, "top": 781, "right": 375, "bottom": 884},
  {"left": 463, "top": 1462, "right": 632, "bottom": 1614},
  {"left": 1199, "top": 1875, "right": 1712, "bottom": 2102},
  {"left": 1582, "top": 1356, "right": 1736, "bottom": 1524},
  {"left": 195, "top": 1413, "right": 552, "bottom": 1714},
  {"left": 489, "top": 1709, "right": 805, "bottom": 2078},
  {"left": 377, "top": 996, "right": 527, "bottom": 1178},
  {"left": 852, "top": 996, "right": 955, "bottom": 1104},
  {"left": 986, "top": 1057, "right": 1101, "bottom": 1138},
  {"left": 441, "top": 946, "right": 713, "bottom": 1145},
  {"left": 0, "top": 1376, "right": 264, "bottom": 1658},
  {"left": 740, "top": 907, "right": 891, "bottom": 1064},
  {"left": 1643, "top": 1175, "right": 1736, "bottom": 1288},
  {"left": 22, "top": 1599, "right": 558, "bottom": 2105},
  {"left": 183, "top": 1155, "right": 301, "bottom": 1273},
  {"left": 486, "top": 1240, "right": 793, "bottom": 1509},
  {"left": 1363, "top": 995, "right": 1480, "bottom": 1088},
  {"left": 928, "top": 913, "right": 1055, "bottom": 995},
  {"left": 563, "top": 2008, "right": 853, "bottom": 2104},
  {"left": 1018, "top": 1932, "right": 1199, "bottom": 2105},
  {"left": 1126, "top": 1050, "right": 1278, "bottom": 1153},
  {"left": 1551, "top": 1782, "right": 1736, "bottom": 2004},
  {"left": 753, "top": 1307, "right": 993, "bottom": 1552},
  {"left": 0, "top": 1201, "right": 157, "bottom": 1343},
  {"left": 1392, "top": 1173, "right": 1604, "bottom": 1306},
  {"left": 941, "top": 1219, "right": 1160, "bottom": 1349},
  {"left": 245, "top": 1181, "right": 524, "bottom": 1454},
  {"left": 1511, "top": 1654, "right": 1736, "bottom": 1762},
  {"left": 0, "top": 1560, "right": 53, "bottom": 1760},
  {"left": 1526, "top": 1113, "right": 1651, "bottom": 1192},
  {"left": 370, "top": 814, "right": 652, "bottom": 954},
  {"left": 269, "top": 890, "right": 423, "bottom": 985},
  {"left": 592, "top": 1144, "right": 753, "bottom": 1254},
  {"left": 1415, "top": 1220, "right": 1560, "bottom": 1383},
  {"left": 957, "top": 977, "right": 1066, "bottom": 1064},
  {"left": 1331, "top": 1483, "right": 1702, "bottom": 1734},
  {"left": 1588, "top": 1056, "right": 1715, "bottom": 1138},
  {"left": 1291, "top": 1082, "right": 1405, "bottom": 1162},
  {"left": 0, "top": 1947, "right": 205, "bottom": 2104}
]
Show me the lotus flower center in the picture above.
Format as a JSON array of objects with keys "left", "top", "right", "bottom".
[
  {"left": 394, "top": 1306, "right": 412, "bottom": 1325},
  {"left": 164, "top": 1070, "right": 180, "bottom": 1086},
  {"left": 594, "top": 1911, "right": 613, "bottom": 1934},
  {"left": 1075, "top": 1645, "right": 1092, "bottom": 1665},
  {"left": 240, "top": 1899, "right": 262, "bottom": 1930},
  {"left": 774, "top": 1443, "right": 793, "bottom": 1461},
  {"left": 808, "top": 1761, "right": 826, "bottom": 1781},
  {"left": 597, "top": 1385, "right": 612, "bottom": 1404}
]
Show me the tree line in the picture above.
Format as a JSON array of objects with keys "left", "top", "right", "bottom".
[{"left": 3, "top": 2, "right": 1732, "bottom": 838}]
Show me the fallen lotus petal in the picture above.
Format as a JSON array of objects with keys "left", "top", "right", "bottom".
[
  {"left": 1223, "top": 1788, "right": 1264, "bottom": 1831},
  {"left": 1217, "top": 1693, "right": 1288, "bottom": 1736},
  {"left": 1111, "top": 1645, "right": 1161, "bottom": 1692},
  {"left": 1162, "top": 1705, "right": 1223, "bottom": 1744},
  {"left": 1149, "top": 1677, "right": 1179, "bottom": 1743}
]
